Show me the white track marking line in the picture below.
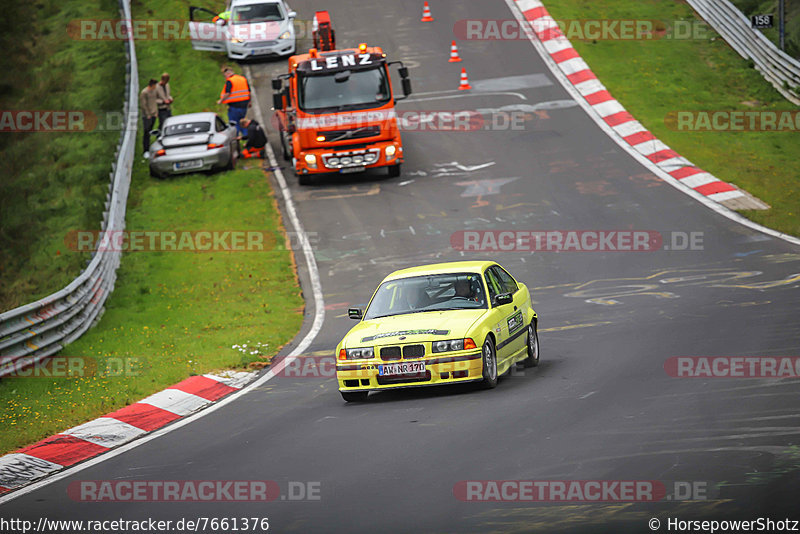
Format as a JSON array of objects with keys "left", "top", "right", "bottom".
[
  {"left": 0, "top": 66, "right": 326, "bottom": 505},
  {"left": 504, "top": 0, "right": 800, "bottom": 247}
]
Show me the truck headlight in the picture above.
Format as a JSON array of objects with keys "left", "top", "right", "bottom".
[
  {"left": 278, "top": 30, "right": 292, "bottom": 40},
  {"left": 385, "top": 145, "right": 397, "bottom": 160},
  {"left": 339, "top": 347, "right": 374, "bottom": 360},
  {"left": 304, "top": 154, "right": 317, "bottom": 169},
  {"left": 230, "top": 37, "right": 244, "bottom": 44}
]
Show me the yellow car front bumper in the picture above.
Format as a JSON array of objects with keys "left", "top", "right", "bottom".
[{"left": 336, "top": 351, "right": 483, "bottom": 392}]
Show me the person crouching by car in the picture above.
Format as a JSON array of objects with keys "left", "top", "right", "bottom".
[{"left": 239, "top": 118, "right": 267, "bottom": 158}]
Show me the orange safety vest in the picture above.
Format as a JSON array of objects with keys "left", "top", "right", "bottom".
[{"left": 220, "top": 74, "right": 251, "bottom": 104}]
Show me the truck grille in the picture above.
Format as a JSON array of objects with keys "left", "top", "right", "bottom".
[{"left": 317, "top": 126, "right": 380, "bottom": 142}]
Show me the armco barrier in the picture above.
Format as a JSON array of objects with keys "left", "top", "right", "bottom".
[
  {"left": 0, "top": 0, "right": 137, "bottom": 378},
  {"left": 687, "top": 0, "right": 800, "bottom": 105}
]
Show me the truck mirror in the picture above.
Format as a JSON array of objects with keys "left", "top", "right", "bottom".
[
  {"left": 402, "top": 77, "right": 412, "bottom": 97},
  {"left": 272, "top": 93, "right": 283, "bottom": 110},
  {"left": 398, "top": 66, "right": 409, "bottom": 78},
  {"left": 271, "top": 78, "right": 282, "bottom": 91},
  {"left": 334, "top": 70, "right": 351, "bottom": 83}
]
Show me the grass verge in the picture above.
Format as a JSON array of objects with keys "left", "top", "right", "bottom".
[
  {"left": 0, "top": 0, "right": 303, "bottom": 454},
  {"left": 0, "top": 0, "right": 124, "bottom": 310},
  {"left": 545, "top": 0, "right": 799, "bottom": 237}
]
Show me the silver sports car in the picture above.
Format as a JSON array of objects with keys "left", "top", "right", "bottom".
[{"left": 148, "top": 112, "right": 239, "bottom": 178}]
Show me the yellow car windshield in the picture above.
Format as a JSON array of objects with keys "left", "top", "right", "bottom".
[{"left": 364, "top": 273, "right": 487, "bottom": 320}]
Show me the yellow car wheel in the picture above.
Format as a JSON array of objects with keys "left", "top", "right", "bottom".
[
  {"left": 523, "top": 322, "right": 540, "bottom": 368},
  {"left": 481, "top": 336, "right": 498, "bottom": 389}
]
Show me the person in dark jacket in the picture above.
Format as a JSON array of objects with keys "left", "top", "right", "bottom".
[{"left": 239, "top": 118, "right": 267, "bottom": 158}]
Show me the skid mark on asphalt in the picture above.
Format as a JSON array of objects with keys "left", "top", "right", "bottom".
[
  {"left": 465, "top": 501, "right": 733, "bottom": 534},
  {"left": 293, "top": 183, "right": 381, "bottom": 201},
  {"left": 574, "top": 180, "right": 617, "bottom": 196},
  {"left": 559, "top": 267, "right": 800, "bottom": 306}
]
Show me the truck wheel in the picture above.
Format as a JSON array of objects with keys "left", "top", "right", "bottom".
[
  {"left": 388, "top": 164, "right": 401, "bottom": 178},
  {"left": 280, "top": 131, "right": 292, "bottom": 161},
  {"left": 298, "top": 172, "right": 312, "bottom": 186}
]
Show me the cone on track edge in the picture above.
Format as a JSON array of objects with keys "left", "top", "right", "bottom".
[
  {"left": 421, "top": 2, "right": 434, "bottom": 22},
  {"left": 458, "top": 67, "right": 472, "bottom": 90},
  {"left": 448, "top": 40, "right": 462, "bottom": 62}
]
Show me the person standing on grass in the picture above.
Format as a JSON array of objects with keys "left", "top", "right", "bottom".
[
  {"left": 217, "top": 66, "right": 251, "bottom": 138},
  {"left": 139, "top": 78, "right": 159, "bottom": 158},
  {"left": 156, "top": 72, "right": 173, "bottom": 130}
]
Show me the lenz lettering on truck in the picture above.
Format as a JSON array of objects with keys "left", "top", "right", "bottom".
[{"left": 271, "top": 43, "right": 412, "bottom": 185}]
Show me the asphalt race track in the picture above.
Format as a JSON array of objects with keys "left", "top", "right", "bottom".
[{"left": 4, "top": 1, "right": 800, "bottom": 532}]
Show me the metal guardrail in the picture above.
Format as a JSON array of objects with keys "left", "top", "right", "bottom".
[
  {"left": 688, "top": 0, "right": 800, "bottom": 105},
  {"left": 0, "top": 0, "right": 138, "bottom": 377}
]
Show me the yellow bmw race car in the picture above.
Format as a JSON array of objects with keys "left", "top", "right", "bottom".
[{"left": 335, "top": 261, "right": 539, "bottom": 402}]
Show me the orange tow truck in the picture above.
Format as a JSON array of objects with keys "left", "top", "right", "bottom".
[{"left": 271, "top": 11, "right": 412, "bottom": 185}]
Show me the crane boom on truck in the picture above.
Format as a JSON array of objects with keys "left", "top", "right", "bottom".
[{"left": 271, "top": 11, "right": 412, "bottom": 185}]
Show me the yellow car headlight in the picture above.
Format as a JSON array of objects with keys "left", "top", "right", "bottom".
[
  {"left": 340, "top": 347, "right": 374, "bottom": 360},
  {"left": 432, "top": 338, "right": 476, "bottom": 353}
]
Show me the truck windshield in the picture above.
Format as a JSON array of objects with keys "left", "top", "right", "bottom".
[{"left": 299, "top": 66, "right": 391, "bottom": 113}]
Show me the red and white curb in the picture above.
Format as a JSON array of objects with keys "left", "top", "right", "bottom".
[
  {"left": 513, "top": 0, "right": 768, "bottom": 211},
  {"left": 0, "top": 371, "right": 253, "bottom": 495}
]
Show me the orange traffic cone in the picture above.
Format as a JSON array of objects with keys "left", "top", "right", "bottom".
[
  {"left": 448, "top": 40, "right": 462, "bottom": 62},
  {"left": 421, "top": 2, "right": 434, "bottom": 22},
  {"left": 458, "top": 67, "right": 472, "bottom": 90}
]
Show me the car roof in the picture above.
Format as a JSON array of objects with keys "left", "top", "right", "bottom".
[
  {"left": 383, "top": 261, "right": 499, "bottom": 282},
  {"left": 163, "top": 112, "right": 216, "bottom": 126}
]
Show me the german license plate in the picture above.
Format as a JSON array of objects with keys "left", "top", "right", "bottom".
[
  {"left": 174, "top": 159, "right": 203, "bottom": 170},
  {"left": 340, "top": 166, "right": 366, "bottom": 174},
  {"left": 378, "top": 362, "right": 425, "bottom": 376}
]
